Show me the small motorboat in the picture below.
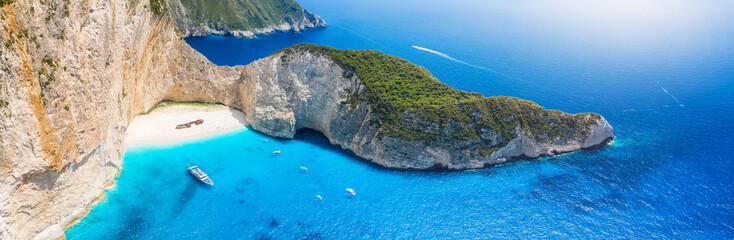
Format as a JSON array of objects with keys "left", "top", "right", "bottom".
[
  {"left": 273, "top": 150, "right": 281, "bottom": 154},
  {"left": 300, "top": 166, "right": 308, "bottom": 170},
  {"left": 316, "top": 195, "right": 323, "bottom": 200},
  {"left": 346, "top": 188, "right": 356, "bottom": 195},
  {"left": 187, "top": 163, "right": 213, "bottom": 185}
]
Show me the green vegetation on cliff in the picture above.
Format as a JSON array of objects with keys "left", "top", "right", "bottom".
[
  {"left": 144, "top": 101, "right": 219, "bottom": 115},
  {"left": 278, "top": 44, "right": 602, "bottom": 153},
  {"left": 175, "top": 0, "right": 317, "bottom": 32},
  {"left": 0, "top": 0, "right": 15, "bottom": 7},
  {"left": 150, "top": 0, "right": 167, "bottom": 15}
]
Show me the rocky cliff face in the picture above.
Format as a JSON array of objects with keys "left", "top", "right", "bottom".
[
  {"left": 0, "top": 1, "right": 611, "bottom": 239},
  {"left": 242, "top": 51, "right": 614, "bottom": 169},
  {"left": 166, "top": 0, "right": 327, "bottom": 38},
  {"left": 0, "top": 1, "right": 243, "bottom": 239}
]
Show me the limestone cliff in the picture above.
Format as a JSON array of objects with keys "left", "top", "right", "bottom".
[
  {"left": 0, "top": 0, "right": 243, "bottom": 239},
  {"left": 166, "top": 0, "right": 327, "bottom": 38},
  {"left": 243, "top": 47, "right": 614, "bottom": 169},
  {"left": 0, "top": 0, "right": 610, "bottom": 239}
]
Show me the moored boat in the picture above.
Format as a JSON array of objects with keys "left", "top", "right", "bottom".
[{"left": 187, "top": 163, "right": 214, "bottom": 185}]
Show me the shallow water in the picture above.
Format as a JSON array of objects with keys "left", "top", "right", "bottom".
[{"left": 67, "top": 0, "right": 734, "bottom": 239}]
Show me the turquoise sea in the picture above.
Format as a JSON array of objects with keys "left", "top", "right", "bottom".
[{"left": 67, "top": 0, "right": 734, "bottom": 239}]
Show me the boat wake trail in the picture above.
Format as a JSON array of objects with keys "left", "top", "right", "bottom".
[
  {"left": 661, "top": 87, "right": 685, "bottom": 107},
  {"left": 411, "top": 45, "right": 517, "bottom": 80},
  {"left": 334, "top": 25, "right": 390, "bottom": 50}
]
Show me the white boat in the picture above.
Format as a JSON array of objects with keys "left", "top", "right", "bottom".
[
  {"left": 187, "top": 163, "right": 213, "bottom": 185},
  {"left": 346, "top": 188, "right": 356, "bottom": 195}
]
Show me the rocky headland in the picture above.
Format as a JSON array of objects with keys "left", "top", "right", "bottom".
[
  {"left": 246, "top": 44, "right": 613, "bottom": 169},
  {"left": 0, "top": 0, "right": 610, "bottom": 239},
  {"left": 166, "top": 0, "right": 327, "bottom": 38}
]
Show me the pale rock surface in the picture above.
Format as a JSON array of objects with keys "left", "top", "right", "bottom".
[
  {"left": 0, "top": 1, "right": 242, "bottom": 239},
  {"left": 0, "top": 1, "right": 611, "bottom": 239},
  {"left": 166, "top": 0, "right": 327, "bottom": 38},
  {"left": 242, "top": 51, "right": 614, "bottom": 170}
]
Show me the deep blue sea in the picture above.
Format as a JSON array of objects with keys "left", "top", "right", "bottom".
[{"left": 66, "top": 0, "right": 734, "bottom": 239}]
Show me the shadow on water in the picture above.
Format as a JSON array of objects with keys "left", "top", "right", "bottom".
[
  {"left": 171, "top": 179, "right": 201, "bottom": 216},
  {"left": 113, "top": 206, "right": 147, "bottom": 240}
]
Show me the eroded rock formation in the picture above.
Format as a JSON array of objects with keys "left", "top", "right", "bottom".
[
  {"left": 0, "top": 1, "right": 243, "bottom": 239},
  {"left": 166, "top": 0, "right": 327, "bottom": 38},
  {"left": 242, "top": 50, "right": 613, "bottom": 169},
  {"left": 0, "top": 1, "right": 611, "bottom": 239}
]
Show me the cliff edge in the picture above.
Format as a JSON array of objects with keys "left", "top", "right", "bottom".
[
  {"left": 0, "top": 1, "right": 609, "bottom": 239},
  {"left": 244, "top": 44, "right": 614, "bottom": 169},
  {"left": 166, "top": 0, "right": 327, "bottom": 38},
  {"left": 0, "top": 1, "right": 243, "bottom": 239}
]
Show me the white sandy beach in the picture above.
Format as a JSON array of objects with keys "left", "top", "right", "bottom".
[{"left": 125, "top": 104, "right": 248, "bottom": 145}]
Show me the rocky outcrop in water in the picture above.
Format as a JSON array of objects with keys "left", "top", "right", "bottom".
[
  {"left": 242, "top": 50, "right": 614, "bottom": 169},
  {"left": 0, "top": 1, "right": 610, "bottom": 239},
  {"left": 166, "top": 0, "right": 327, "bottom": 38}
]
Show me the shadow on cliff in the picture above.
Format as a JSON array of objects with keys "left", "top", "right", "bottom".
[
  {"left": 289, "top": 128, "right": 464, "bottom": 178},
  {"left": 288, "top": 128, "right": 615, "bottom": 175}
]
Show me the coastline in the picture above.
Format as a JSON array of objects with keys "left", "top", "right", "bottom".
[
  {"left": 125, "top": 103, "right": 249, "bottom": 145},
  {"left": 59, "top": 103, "right": 249, "bottom": 238},
  {"left": 57, "top": 179, "right": 118, "bottom": 240}
]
